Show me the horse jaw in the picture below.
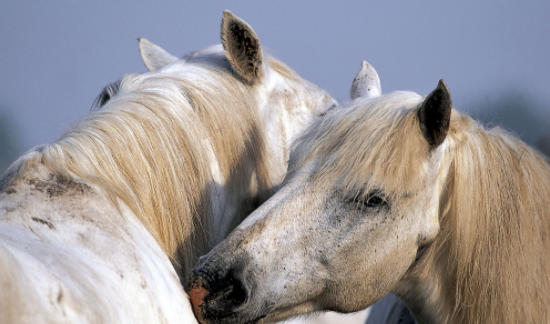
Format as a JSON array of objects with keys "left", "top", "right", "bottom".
[
  {"left": 138, "top": 38, "right": 179, "bottom": 71},
  {"left": 350, "top": 60, "right": 381, "bottom": 100}
]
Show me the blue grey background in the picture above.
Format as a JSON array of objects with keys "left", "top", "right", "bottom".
[{"left": 1, "top": 1, "right": 549, "bottom": 171}]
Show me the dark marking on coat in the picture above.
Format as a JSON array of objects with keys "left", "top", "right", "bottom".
[
  {"left": 318, "top": 254, "right": 330, "bottom": 268},
  {"left": 4, "top": 188, "right": 16, "bottom": 194},
  {"left": 31, "top": 217, "right": 55, "bottom": 229},
  {"left": 29, "top": 175, "right": 91, "bottom": 198},
  {"left": 57, "top": 289, "right": 64, "bottom": 303}
]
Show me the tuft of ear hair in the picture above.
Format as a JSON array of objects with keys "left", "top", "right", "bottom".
[
  {"left": 418, "top": 80, "right": 452, "bottom": 148},
  {"left": 221, "top": 10, "right": 264, "bottom": 84},
  {"left": 138, "top": 38, "right": 178, "bottom": 71}
]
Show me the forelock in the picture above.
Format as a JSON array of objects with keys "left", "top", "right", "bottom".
[{"left": 290, "top": 91, "right": 430, "bottom": 198}]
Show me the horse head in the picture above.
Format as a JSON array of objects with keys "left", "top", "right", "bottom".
[
  {"left": 137, "top": 10, "right": 337, "bottom": 148},
  {"left": 88, "top": 10, "right": 338, "bottom": 266},
  {"left": 187, "top": 62, "right": 454, "bottom": 324}
]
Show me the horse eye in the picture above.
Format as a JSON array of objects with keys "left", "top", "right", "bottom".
[
  {"left": 364, "top": 195, "right": 384, "bottom": 208},
  {"left": 92, "top": 80, "right": 121, "bottom": 110},
  {"left": 101, "top": 92, "right": 112, "bottom": 105},
  {"left": 350, "top": 192, "right": 386, "bottom": 209}
]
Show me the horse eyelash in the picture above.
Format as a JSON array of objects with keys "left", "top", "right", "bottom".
[{"left": 346, "top": 190, "right": 388, "bottom": 210}]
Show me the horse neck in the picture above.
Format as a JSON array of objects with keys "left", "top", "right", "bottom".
[
  {"left": 205, "top": 134, "right": 281, "bottom": 248},
  {"left": 207, "top": 60, "right": 322, "bottom": 242},
  {"left": 178, "top": 70, "right": 284, "bottom": 247},
  {"left": 400, "top": 125, "right": 550, "bottom": 324},
  {"left": 19, "top": 68, "right": 282, "bottom": 280}
]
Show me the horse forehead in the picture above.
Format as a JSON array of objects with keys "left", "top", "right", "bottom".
[{"left": 158, "top": 44, "right": 229, "bottom": 74}]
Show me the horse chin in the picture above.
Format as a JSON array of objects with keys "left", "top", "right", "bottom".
[
  {"left": 195, "top": 299, "right": 321, "bottom": 324},
  {"left": 253, "top": 301, "right": 323, "bottom": 324},
  {"left": 196, "top": 306, "right": 270, "bottom": 324},
  {"left": 202, "top": 314, "right": 265, "bottom": 324}
]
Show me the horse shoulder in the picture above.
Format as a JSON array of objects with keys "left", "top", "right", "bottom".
[{"left": 0, "top": 166, "right": 197, "bottom": 323}]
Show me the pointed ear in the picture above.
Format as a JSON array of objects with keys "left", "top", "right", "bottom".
[
  {"left": 138, "top": 38, "right": 178, "bottom": 71},
  {"left": 220, "top": 10, "right": 264, "bottom": 84},
  {"left": 418, "top": 80, "right": 452, "bottom": 148},
  {"left": 350, "top": 61, "right": 381, "bottom": 100}
]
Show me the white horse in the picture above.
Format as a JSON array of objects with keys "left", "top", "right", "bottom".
[
  {"left": 189, "top": 61, "right": 550, "bottom": 324},
  {"left": 0, "top": 10, "right": 337, "bottom": 323}
]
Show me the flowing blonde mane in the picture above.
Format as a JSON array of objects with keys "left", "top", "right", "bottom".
[
  {"left": 2, "top": 59, "right": 284, "bottom": 278},
  {"left": 292, "top": 91, "right": 550, "bottom": 323},
  {"left": 419, "top": 110, "right": 550, "bottom": 323}
]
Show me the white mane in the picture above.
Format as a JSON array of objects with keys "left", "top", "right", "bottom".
[
  {"left": 2, "top": 55, "right": 278, "bottom": 278},
  {"left": 0, "top": 10, "right": 338, "bottom": 323}
]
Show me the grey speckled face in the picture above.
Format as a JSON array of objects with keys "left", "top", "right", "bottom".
[{"left": 187, "top": 161, "right": 422, "bottom": 324}]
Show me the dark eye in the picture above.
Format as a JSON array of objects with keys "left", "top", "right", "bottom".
[
  {"left": 91, "top": 80, "right": 121, "bottom": 110},
  {"left": 348, "top": 191, "right": 387, "bottom": 210}
]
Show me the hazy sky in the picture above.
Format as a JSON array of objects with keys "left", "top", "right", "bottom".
[{"left": 1, "top": 1, "right": 549, "bottom": 156}]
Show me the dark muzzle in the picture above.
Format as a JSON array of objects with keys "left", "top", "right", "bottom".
[{"left": 187, "top": 256, "right": 250, "bottom": 324}]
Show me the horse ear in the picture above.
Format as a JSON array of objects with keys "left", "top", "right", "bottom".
[
  {"left": 418, "top": 80, "right": 452, "bottom": 148},
  {"left": 138, "top": 38, "right": 178, "bottom": 71},
  {"left": 350, "top": 61, "right": 381, "bottom": 100},
  {"left": 221, "top": 10, "right": 264, "bottom": 84}
]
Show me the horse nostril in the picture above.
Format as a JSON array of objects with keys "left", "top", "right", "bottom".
[
  {"left": 187, "top": 269, "right": 248, "bottom": 320},
  {"left": 206, "top": 273, "right": 247, "bottom": 314}
]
